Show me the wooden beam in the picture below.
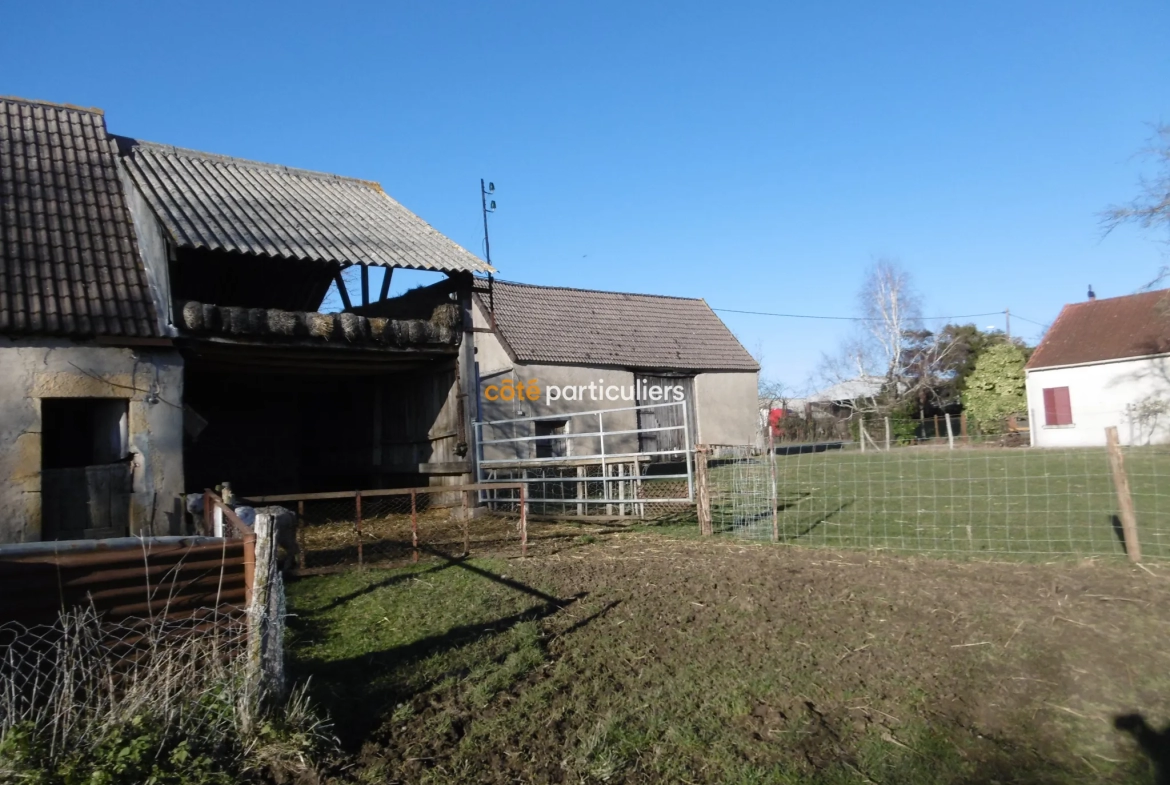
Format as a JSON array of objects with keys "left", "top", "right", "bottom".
[
  {"left": 334, "top": 270, "right": 353, "bottom": 311},
  {"left": 378, "top": 267, "right": 393, "bottom": 301},
  {"left": 360, "top": 265, "right": 370, "bottom": 306}
]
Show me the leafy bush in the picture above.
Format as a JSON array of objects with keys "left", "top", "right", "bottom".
[{"left": 961, "top": 343, "right": 1027, "bottom": 433}]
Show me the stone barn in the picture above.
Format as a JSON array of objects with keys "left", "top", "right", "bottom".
[{"left": 0, "top": 96, "right": 492, "bottom": 543}]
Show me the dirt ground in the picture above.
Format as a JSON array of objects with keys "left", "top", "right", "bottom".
[{"left": 288, "top": 529, "right": 1170, "bottom": 784}]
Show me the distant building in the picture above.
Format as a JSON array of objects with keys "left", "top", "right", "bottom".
[
  {"left": 1025, "top": 289, "right": 1170, "bottom": 447},
  {"left": 473, "top": 279, "right": 760, "bottom": 461}
]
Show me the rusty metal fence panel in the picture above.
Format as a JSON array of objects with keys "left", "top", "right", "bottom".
[
  {"left": 0, "top": 536, "right": 250, "bottom": 627},
  {"left": 241, "top": 483, "right": 528, "bottom": 574}
]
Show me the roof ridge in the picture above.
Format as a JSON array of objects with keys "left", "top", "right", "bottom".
[
  {"left": 0, "top": 95, "right": 104, "bottom": 115},
  {"left": 492, "top": 277, "right": 706, "bottom": 303},
  {"left": 1064, "top": 287, "right": 1170, "bottom": 307},
  {"left": 113, "top": 135, "right": 384, "bottom": 190}
]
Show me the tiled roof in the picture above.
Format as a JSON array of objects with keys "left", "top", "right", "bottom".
[
  {"left": 481, "top": 279, "right": 759, "bottom": 372},
  {"left": 1026, "top": 289, "right": 1170, "bottom": 370},
  {"left": 0, "top": 97, "right": 160, "bottom": 337},
  {"left": 116, "top": 138, "right": 493, "bottom": 275}
]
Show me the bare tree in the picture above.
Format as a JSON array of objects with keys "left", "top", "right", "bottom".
[
  {"left": 758, "top": 377, "right": 788, "bottom": 412},
  {"left": 857, "top": 258, "right": 923, "bottom": 384},
  {"left": 1102, "top": 123, "right": 1170, "bottom": 287},
  {"left": 818, "top": 258, "right": 966, "bottom": 417}
]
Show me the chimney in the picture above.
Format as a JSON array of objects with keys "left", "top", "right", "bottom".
[{"left": 1087, "top": 285, "right": 1096, "bottom": 301}]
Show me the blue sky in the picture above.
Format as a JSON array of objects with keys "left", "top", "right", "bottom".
[{"left": 4, "top": 1, "right": 1167, "bottom": 390}]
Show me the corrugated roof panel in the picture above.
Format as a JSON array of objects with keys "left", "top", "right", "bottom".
[
  {"left": 0, "top": 96, "right": 159, "bottom": 338},
  {"left": 117, "top": 139, "right": 492, "bottom": 275}
]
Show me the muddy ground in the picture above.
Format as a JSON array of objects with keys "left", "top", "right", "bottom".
[{"left": 287, "top": 530, "right": 1170, "bottom": 784}]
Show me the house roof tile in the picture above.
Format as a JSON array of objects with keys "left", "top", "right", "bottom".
[
  {"left": 1025, "top": 289, "right": 1170, "bottom": 370},
  {"left": 481, "top": 279, "right": 759, "bottom": 372},
  {"left": 0, "top": 97, "right": 160, "bottom": 337}
]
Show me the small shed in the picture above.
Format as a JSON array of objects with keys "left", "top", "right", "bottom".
[{"left": 473, "top": 279, "right": 759, "bottom": 458}]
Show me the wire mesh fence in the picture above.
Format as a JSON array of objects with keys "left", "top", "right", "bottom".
[
  {"left": 240, "top": 485, "right": 530, "bottom": 573},
  {"left": 480, "top": 463, "right": 692, "bottom": 520},
  {"left": 708, "top": 440, "right": 1170, "bottom": 560},
  {"left": 0, "top": 608, "right": 251, "bottom": 749}
]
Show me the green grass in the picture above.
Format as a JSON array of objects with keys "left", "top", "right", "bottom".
[
  {"left": 285, "top": 540, "right": 1167, "bottom": 784},
  {"left": 708, "top": 446, "right": 1170, "bottom": 559},
  {"left": 285, "top": 558, "right": 560, "bottom": 746}
]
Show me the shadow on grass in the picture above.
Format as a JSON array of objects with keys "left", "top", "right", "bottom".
[
  {"left": 709, "top": 500, "right": 854, "bottom": 541},
  {"left": 1115, "top": 713, "right": 1170, "bottom": 785},
  {"left": 288, "top": 547, "right": 592, "bottom": 749}
]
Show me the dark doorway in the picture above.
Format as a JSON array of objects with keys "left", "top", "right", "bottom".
[
  {"left": 41, "top": 398, "right": 132, "bottom": 540},
  {"left": 636, "top": 374, "right": 696, "bottom": 457},
  {"left": 534, "top": 418, "right": 568, "bottom": 459}
]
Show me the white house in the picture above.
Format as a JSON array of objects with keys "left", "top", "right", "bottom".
[{"left": 1025, "top": 288, "right": 1170, "bottom": 447}]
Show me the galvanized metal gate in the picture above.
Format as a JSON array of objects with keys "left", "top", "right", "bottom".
[{"left": 474, "top": 401, "right": 693, "bottom": 518}]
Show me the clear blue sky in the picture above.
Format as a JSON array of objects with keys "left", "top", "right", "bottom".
[{"left": 4, "top": 0, "right": 1167, "bottom": 390}]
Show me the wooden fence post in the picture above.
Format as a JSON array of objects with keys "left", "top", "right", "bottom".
[
  {"left": 1105, "top": 426, "right": 1142, "bottom": 563},
  {"left": 960, "top": 412, "right": 968, "bottom": 443},
  {"left": 696, "top": 446, "right": 713, "bottom": 536},
  {"left": 884, "top": 417, "right": 891, "bottom": 451},
  {"left": 203, "top": 489, "right": 212, "bottom": 536},
  {"left": 945, "top": 413, "right": 955, "bottom": 450},
  {"left": 859, "top": 417, "right": 866, "bottom": 452},
  {"left": 519, "top": 483, "right": 528, "bottom": 557},
  {"left": 410, "top": 489, "right": 419, "bottom": 563},
  {"left": 462, "top": 491, "right": 470, "bottom": 557},
  {"left": 296, "top": 500, "right": 306, "bottom": 570},
  {"left": 245, "top": 510, "right": 286, "bottom": 725},
  {"left": 242, "top": 531, "right": 256, "bottom": 607},
  {"left": 355, "top": 490, "right": 363, "bottom": 569}
]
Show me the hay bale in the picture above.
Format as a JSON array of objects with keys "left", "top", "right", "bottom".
[
  {"left": 180, "top": 301, "right": 204, "bottom": 331},
  {"left": 307, "top": 312, "right": 334, "bottom": 339},
  {"left": 430, "top": 303, "right": 459, "bottom": 330},
  {"left": 338, "top": 312, "right": 368, "bottom": 343},
  {"left": 220, "top": 307, "right": 248, "bottom": 334},
  {"left": 265, "top": 308, "right": 299, "bottom": 336},
  {"left": 368, "top": 317, "right": 389, "bottom": 342},
  {"left": 201, "top": 303, "right": 220, "bottom": 332}
]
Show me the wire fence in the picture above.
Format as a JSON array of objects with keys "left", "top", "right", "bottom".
[
  {"left": 707, "top": 438, "right": 1170, "bottom": 560},
  {"left": 0, "top": 608, "right": 251, "bottom": 750},
  {"left": 237, "top": 485, "right": 531, "bottom": 573},
  {"left": 479, "top": 464, "right": 692, "bottom": 519}
]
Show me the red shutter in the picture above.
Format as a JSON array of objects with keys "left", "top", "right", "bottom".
[
  {"left": 1043, "top": 387, "right": 1072, "bottom": 426},
  {"left": 1054, "top": 387, "right": 1072, "bottom": 426}
]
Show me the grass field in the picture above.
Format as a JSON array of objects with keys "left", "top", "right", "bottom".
[
  {"left": 709, "top": 446, "right": 1170, "bottom": 559},
  {"left": 286, "top": 531, "right": 1170, "bottom": 784}
]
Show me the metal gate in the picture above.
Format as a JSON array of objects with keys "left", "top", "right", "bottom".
[{"left": 475, "top": 401, "right": 693, "bottom": 517}]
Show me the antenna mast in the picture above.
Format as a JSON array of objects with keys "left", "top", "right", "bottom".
[{"left": 481, "top": 179, "right": 496, "bottom": 311}]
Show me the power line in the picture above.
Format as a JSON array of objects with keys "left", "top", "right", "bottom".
[
  {"left": 711, "top": 307, "right": 1009, "bottom": 322},
  {"left": 1010, "top": 313, "right": 1047, "bottom": 327}
]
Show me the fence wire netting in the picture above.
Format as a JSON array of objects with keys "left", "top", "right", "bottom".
[
  {"left": 481, "top": 464, "right": 690, "bottom": 520},
  {"left": 0, "top": 608, "right": 251, "bottom": 750},
  {"left": 249, "top": 489, "right": 528, "bottom": 572},
  {"left": 711, "top": 442, "right": 1170, "bottom": 560}
]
